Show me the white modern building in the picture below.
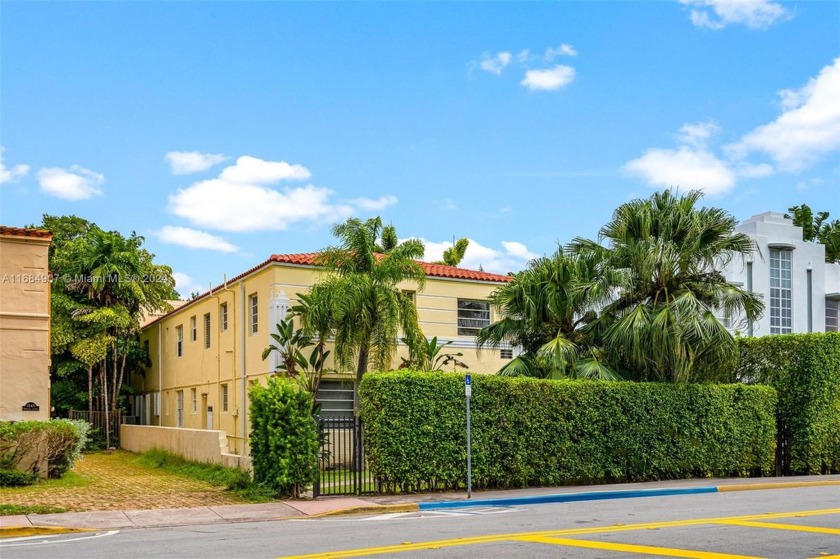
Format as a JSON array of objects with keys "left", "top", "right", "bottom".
[{"left": 722, "top": 212, "right": 840, "bottom": 336}]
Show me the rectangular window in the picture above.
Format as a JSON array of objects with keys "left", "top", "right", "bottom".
[
  {"left": 769, "top": 249, "right": 792, "bottom": 335},
  {"left": 176, "top": 326, "right": 183, "bottom": 357},
  {"left": 220, "top": 303, "right": 228, "bottom": 331},
  {"left": 204, "top": 313, "right": 211, "bottom": 348},
  {"left": 222, "top": 383, "right": 229, "bottom": 412},
  {"left": 190, "top": 316, "right": 197, "bottom": 342},
  {"left": 315, "top": 380, "right": 354, "bottom": 419},
  {"left": 176, "top": 390, "right": 184, "bottom": 428},
  {"left": 191, "top": 388, "right": 197, "bottom": 413},
  {"left": 250, "top": 294, "right": 259, "bottom": 334},
  {"left": 457, "top": 299, "right": 490, "bottom": 336},
  {"left": 827, "top": 300, "right": 839, "bottom": 332}
]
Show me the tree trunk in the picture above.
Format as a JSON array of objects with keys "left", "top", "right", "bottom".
[
  {"left": 353, "top": 343, "right": 369, "bottom": 413},
  {"left": 101, "top": 362, "right": 111, "bottom": 448},
  {"left": 114, "top": 339, "right": 129, "bottom": 413},
  {"left": 87, "top": 364, "right": 94, "bottom": 416}
]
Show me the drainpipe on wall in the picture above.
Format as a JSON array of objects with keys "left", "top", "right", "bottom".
[
  {"left": 239, "top": 281, "right": 247, "bottom": 452},
  {"left": 158, "top": 323, "right": 163, "bottom": 426}
]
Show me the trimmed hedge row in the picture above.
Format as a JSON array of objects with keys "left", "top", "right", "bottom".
[
  {"left": 0, "top": 419, "right": 89, "bottom": 483},
  {"left": 360, "top": 372, "right": 777, "bottom": 492},
  {"left": 735, "top": 332, "right": 840, "bottom": 475},
  {"left": 249, "top": 377, "right": 319, "bottom": 498}
]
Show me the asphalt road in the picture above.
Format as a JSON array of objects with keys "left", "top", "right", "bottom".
[{"left": 2, "top": 486, "right": 838, "bottom": 559}]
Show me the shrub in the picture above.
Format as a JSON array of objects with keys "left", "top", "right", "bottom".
[
  {"left": 0, "top": 468, "right": 38, "bottom": 487},
  {"left": 736, "top": 332, "right": 840, "bottom": 474},
  {"left": 360, "top": 372, "right": 777, "bottom": 492},
  {"left": 0, "top": 419, "right": 88, "bottom": 479},
  {"left": 249, "top": 377, "right": 319, "bottom": 498}
]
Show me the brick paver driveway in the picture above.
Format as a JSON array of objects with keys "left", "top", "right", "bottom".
[{"left": 0, "top": 451, "right": 245, "bottom": 512}]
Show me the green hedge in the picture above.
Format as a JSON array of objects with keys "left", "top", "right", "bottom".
[
  {"left": 249, "top": 377, "right": 319, "bottom": 498},
  {"left": 736, "top": 332, "right": 840, "bottom": 474},
  {"left": 0, "top": 419, "right": 89, "bottom": 481},
  {"left": 360, "top": 372, "right": 777, "bottom": 492}
]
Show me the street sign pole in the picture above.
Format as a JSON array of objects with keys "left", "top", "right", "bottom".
[{"left": 465, "top": 374, "right": 472, "bottom": 499}]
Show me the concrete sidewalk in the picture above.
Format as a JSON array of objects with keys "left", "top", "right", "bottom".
[{"left": 2, "top": 474, "right": 838, "bottom": 534}]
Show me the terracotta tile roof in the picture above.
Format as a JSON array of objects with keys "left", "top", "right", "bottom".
[
  {"left": 142, "top": 252, "right": 511, "bottom": 328},
  {"left": 269, "top": 253, "right": 512, "bottom": 283},
  {"left": 0, "top": 226, "right": 52, "bottom": 240}
]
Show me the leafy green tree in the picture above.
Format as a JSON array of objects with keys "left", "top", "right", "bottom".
[
  {"left": 478, "top": 248, "right": 620, "bottom": 380},
  {"left": 785, "top": 204, "right": 840, "bottom": 263},
  {"left": 436, "top": 238, "right": 470, "bottom": 267},
  {"left": 31, "top": 215, "right": 175, "bottom": 418},
  {"left": 311, "top": 217, "right": 426, "bottom": 409},
  {"left": 376, "top": 224, "right": 400, "bottom": 253},
  {"left": 400, "top": 336, "right": 468, "bottom": 371},
  {"left": 572, "top": 190, "right": 764, "bottom": 383},
  {"left": 262, "top": 317, "right": 331, "bottom": 395}
]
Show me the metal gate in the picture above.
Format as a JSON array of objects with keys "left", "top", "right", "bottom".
[
  {"left": 775, "top": 416, "right": 791, "bottom": 476},
  {"left": 69, "top": 409, "right": 122, "bottom": 449},
  {"left": 313, "top": 416, "right": 376, "bottom": 497}
]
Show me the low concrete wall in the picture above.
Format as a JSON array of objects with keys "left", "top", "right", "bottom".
[{"left": 120, "top": 425, "right": 251, "bottom": 471}]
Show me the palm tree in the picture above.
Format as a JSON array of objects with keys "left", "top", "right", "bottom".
[
  {"left": 572, "top": 189, "right": 764, "bottom": 383},
  {"left": 313, "top": 217, "right": 427, "bottom": 409},
  {"left": 477, "top": 248, "right": 620, "bottom": 380}
]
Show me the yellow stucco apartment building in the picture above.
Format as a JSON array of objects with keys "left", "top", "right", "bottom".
[
  {"left": 133, "top": 253, "right": 513, "bottom": 455},
  {"left": 0, "top": 226, "right": 53, "bottom": 422}
]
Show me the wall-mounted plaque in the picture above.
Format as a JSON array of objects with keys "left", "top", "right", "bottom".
[{"left": 22, "top": 402, "right": 40, "bottom": 411}]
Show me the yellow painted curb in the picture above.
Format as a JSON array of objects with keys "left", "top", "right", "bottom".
[
  {"left": 717, "top": 480, "right": 840, "bottom": 492},
  {"left": 0, "top": 526, "right": 92, "bottom": 539},
  {"left": 302, "top": 503, "right": 420, "bottom": 519}
]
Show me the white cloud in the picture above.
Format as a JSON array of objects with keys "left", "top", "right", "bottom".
[
  {"left": 675, "top": 121, "right": 719, "bottom": 147},
  {"left": 37, "top": 165, "right": 104, "bottom": 200},
  {"left": 545, "top": 44, "right": 578, "bottom": 60},
  {"left": 154, "top": 226, "right": 239, "bottom": 253},
  {"left": 165, "top": 151, "right": 228, "bottom": 175},
  {"left": 418, "top": 238, "right": 537, "bottom": 275},
  {"left": 735, "top": 163, "right": 774, "bottom": 178},
  {"left": 350, "top": 195, "right": 398, "bottom": 211},
  {"left": 479, "top": 51, "right": 512, "bottom": 76},
  {"left": 172, "top": 272, "right": 204, "bottom": 299},
  {"left": 520, "top": 65, "right": 576, "bottom": 91},
  {"left": 680, "top": 0, "right": 790, "bottom": 29},
  {"left": 727, "top": 58, "right": 840, "bottom": 172},
  {"left": 168, "top": 155, "right": 391, "bottom": 232},
  {"left": 219, "top": 155, "right": 311, "bottom": 184},
  {"left": 624, "top": 146, "right": 736, "bottom": 195},
  {"left": 0, "top": 147, "right": 30, "bottom": 184}
]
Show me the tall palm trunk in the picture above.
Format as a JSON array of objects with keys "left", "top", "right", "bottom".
[
  {"left": 87, "top": 364, "right": 94, "bottom": 415},
  {"left": 354, "top": 342, "right": 369, "bottom": 413}
]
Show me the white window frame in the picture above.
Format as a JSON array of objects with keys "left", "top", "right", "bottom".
[
  {"left": 769, "top": 249, "right": 792, "bottom": 335},
  {"left": 190, "top": 316, "right": 197, "bottom": 342},
  {"left": 457, "top": 299, "right": 491, "bottom": 336},
  {"left": 222, "top": 383, "right": 229, "bottom": 412},
  {"left": 176, "top": 326, "right": 183, "bottom": 357},
  {"left": 191, "top": 387, "right": 197, "bottom": 413},
  {"left": 176, "top": 390, "right": 184, "bottom": 428},
  {"left": 203, "top": 313, "right": 211, "bottom": 349},
  {"left": 249, "top": 294, "right": 259, "bottom": 334},
  {"left": 827, "top": 300, "right": 839, "bottom": 332},
  {"left": 220, "top": 302, "right": 228, "bottom": 331}
]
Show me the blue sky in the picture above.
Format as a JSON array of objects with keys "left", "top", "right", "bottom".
[{"left": 2, "top": 1, "right": 838, "bottom": 297}]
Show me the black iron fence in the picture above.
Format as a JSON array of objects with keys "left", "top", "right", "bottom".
[
  {"left": 313, "top": 416, "right": 377, "bottom": 497},
  {"left": 775, "top": 417, "right": 791, "bottom": 476},
  {"left": 69, "top": 409, "right": 122, "bottom": 449}
]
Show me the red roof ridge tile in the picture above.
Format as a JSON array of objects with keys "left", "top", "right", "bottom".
[{"left": 0, "top": 226, "right": 53, "bottom": 239}]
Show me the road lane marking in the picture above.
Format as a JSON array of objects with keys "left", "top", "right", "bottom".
[
  {"left": 276, "top": 508, "right": 840, "bottom": 559},
  {"left": 714, "top": 520, "right": 840, "bottom": 535},
  {"left": 0, "top": 530, "right": 120, "bottom": 548},
  {"left": 718, "top": 481, "right": 840, "bottom": 492},
  {"left": 515, "top": 535, "right": 763, "bottom": 559}
]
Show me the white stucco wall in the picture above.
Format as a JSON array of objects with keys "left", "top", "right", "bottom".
[{"left": 722, "top": 212, "right": 835, "bottom": 335}]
